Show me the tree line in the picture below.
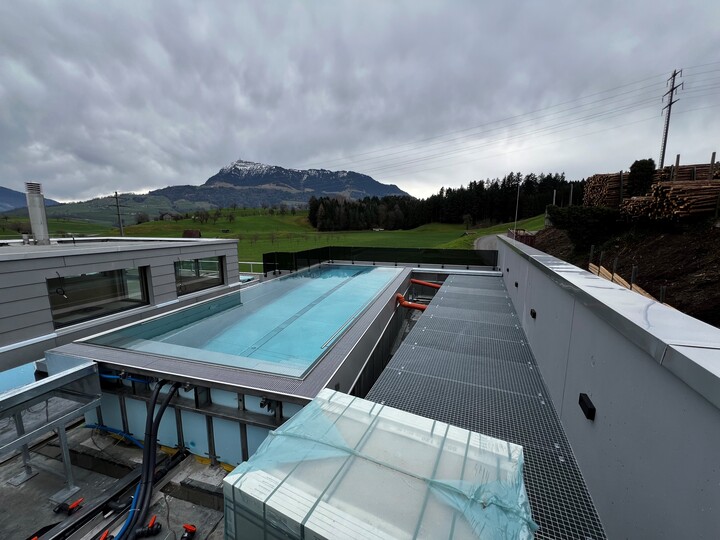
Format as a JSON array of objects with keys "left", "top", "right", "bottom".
[{"left": 308, "top": 172, "right": 584, "bottom": 231}]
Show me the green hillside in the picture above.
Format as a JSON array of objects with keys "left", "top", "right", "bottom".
[{"left": 1, "top": 210, "right": 545, "bottom": 272}]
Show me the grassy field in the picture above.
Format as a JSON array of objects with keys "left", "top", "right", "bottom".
[
  {"left": 123, "top": 216, "right": 479, "bottom": 269},
  {"left": 0, "top": 217, "right": 115, "bottom": 239},
  {"left": 1, "top": 211, "right": 545, "bottom": 271}
]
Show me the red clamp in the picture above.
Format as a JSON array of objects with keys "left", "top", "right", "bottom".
[
  {"left": 98, "top": 530, "right": 114, "bottom": 540},
  {"left": 180, "top": 523, "right": 197, "bottom": 540},
  {"left": 54, "top": 497, "right": 84, "bottom": 515},
  {"left": 135, "top": 514, "right": 162, "bottom": 537}
]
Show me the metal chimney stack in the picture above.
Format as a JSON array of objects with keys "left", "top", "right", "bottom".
[{"left": 25, "top": 182, "right": 50, "bottom": 245}]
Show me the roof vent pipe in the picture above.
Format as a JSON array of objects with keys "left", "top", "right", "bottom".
[{"left": 25, "top": 182, "right": 50, "bottom": 245}]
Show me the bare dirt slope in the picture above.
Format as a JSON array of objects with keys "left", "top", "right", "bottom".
[{"left": 532, "top": 223, "right": 720, "bottom": 328}]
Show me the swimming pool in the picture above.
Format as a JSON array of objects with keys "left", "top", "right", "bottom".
[{"left": 88, "top": 265, "right": 403, "bottom": 378}]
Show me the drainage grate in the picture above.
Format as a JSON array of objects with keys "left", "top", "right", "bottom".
[{"left": 367, "top": 274, "right": 606, "bottom": 540}]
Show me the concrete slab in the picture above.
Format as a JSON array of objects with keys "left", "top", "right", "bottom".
[{"left": 0, "top": 451, "right": 118, "bottom": 539}]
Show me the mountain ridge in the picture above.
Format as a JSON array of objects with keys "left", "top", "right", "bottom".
[
  {"left": 149, "top": 159, "right": 408, "bottom": 208},
  {"left": 0, "top": 186, "right": 60, "bottom": 212},
  {"left": 1, "top": 159, "right": 409, "bottom": 225}
]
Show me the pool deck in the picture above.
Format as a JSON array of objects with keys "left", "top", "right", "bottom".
[{"left": 366, "top": 273, "right": 607, "bottom": 539}]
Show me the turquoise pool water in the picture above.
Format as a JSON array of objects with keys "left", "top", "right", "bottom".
[
  {"left": 0, "top": 362, "right": 36, "bottom": 394},
  {"left": 89, "top": 265, "right": 402, "bottom": 378}
]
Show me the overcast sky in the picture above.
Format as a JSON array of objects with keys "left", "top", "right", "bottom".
[{"left": 1, "top": 1, "right": 718, "bottom": 202}]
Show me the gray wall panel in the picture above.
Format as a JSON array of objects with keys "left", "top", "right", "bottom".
[
  {"left": 61, "top": 258, "right": 140, "bottom": 273},
  {"left": 0, "top": 269, "right": 57, "bottom": 287},
  {"left": 563, "top": 302, "right": 720, "bottom": 539},
  {"left": 520, "top": 268, "right": 574, "bottom": 414},
  {"left": 0, "top": 257, "right": 65, "bottom": 273},
  {"left": 0, "top": 283, "right": 49, "bottom": 303},
  {"left": 0, "top": 311, "right": 54, "bottom": 339},
  {"left": 498, "top": 237, "right": 720, "bottom": 539},
  {"left": 2, "top": 296, "right": 51, "bottom": 318}
]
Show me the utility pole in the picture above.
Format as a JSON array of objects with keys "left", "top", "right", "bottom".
[
  {"left": 114, "top": 191, "right": 124, "bottom": 236},
  {"left": 659, "top": 69, "right": 683, "bottom": 169},
  {"left": 513, "top": 178, "right": 521, "bottom": 238}
]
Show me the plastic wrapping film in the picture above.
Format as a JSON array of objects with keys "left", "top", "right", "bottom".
[{"left": 224, "top": 389, "right": 538, "bottom": 539}]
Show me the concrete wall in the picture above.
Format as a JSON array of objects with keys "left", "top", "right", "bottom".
[
  {"left": 0, "top": 238, "right": 239, "bottom": 370},
  {"left": 497, "top": 236, "right": 720, "bottom": 539}
]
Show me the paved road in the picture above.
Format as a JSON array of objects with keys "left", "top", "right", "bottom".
[{"left": 474, "top": 234, "right": 498, "bottom": 250}]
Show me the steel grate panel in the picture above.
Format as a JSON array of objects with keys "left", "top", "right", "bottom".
[
  {"left": 446, "top": 275, "right": 506, "bottom": 290},
  {"left": 433, "top": 295, "right": 516, "bottom": 315},
  {"left": 386, "top": 345, "right": 546, "bottom": 398},
  {"left": 367, "top": 274, "right": 606, "bottom": 539},
  {"left": 437, "top": 285, "right": 510, "bottom": 298},
  {"left": 434, "top": 291, "right": 512, "bottom": 306},
  {"left": 412, "top": 317, "right": 526, "bottom": 342},
  {"left": 523, "top": 446, "right": 606, "bottom": 540},
  {"left": 400, "top": 329, "right": 535, "bottom": 365},
  {"left": 425, "top": 304, "right": 519, "bottom": 325},
  {"left": 367, "top": 370, "right": 567, "bottom": 453}
]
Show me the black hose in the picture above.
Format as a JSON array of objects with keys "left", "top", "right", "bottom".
[
  {"left": 124, "top": 381, "right": 166, "bottom": 538},
  {"left": 127, "top": 382, "right": 180, "bottom": 540}
]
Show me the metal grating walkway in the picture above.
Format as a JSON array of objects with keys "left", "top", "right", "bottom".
[{"left": 366, "top": 274, "right": 606, "bottom": 540}]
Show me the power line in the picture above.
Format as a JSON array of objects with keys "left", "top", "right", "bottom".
[
  {"left": 300, "top": 65, "right": 714, "bottom": 183},
  {"left": 683, "top": 60, "right": 720, "bottom": 70},
  {"left": 360, "top": 97, "right": 661, "bottom": 176},
  {"left": 329, "top": 84, "right": 665, "bottom": 171},
  {"left": 378, "top": 103, "right": 720, "bottom": 180},
  {"left": 304, "top": 71, "right": 669, "bottom": 169},
  {"left": 382, "top": 115, "right": 662, "bottom": 179}
]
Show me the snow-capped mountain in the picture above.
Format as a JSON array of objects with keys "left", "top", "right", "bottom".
[
  {"left": 208, "top": 159, "right": 406, "bottom": 197},
  {"left": 150, "top": 159, "right": 408, "bottom": 207}
]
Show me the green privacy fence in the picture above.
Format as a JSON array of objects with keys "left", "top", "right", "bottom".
[{"left": 262, "top": 246, "right": 497, "bottom": 275}]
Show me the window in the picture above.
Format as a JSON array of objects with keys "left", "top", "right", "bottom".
[
  {"left": 47, "top": 268, "right": 149, "bottom": 328},
  {"left": 174, "top": 256, "right": 224, "bottom": 295}
]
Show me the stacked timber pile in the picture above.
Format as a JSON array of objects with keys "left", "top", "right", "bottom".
[
  {"left": 583, "top": 172, "right": 624, "bottom": 207},
  {"left": 653, "top": 162, "right": 720, "bottom": 183},
  {"left": 621, "top": 181, "right": 720, "bottom": 219},
  {"left": 620, "top": 196, "right": 655, "bottom": 218}
]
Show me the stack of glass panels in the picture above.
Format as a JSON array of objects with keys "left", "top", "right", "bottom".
[{"left": 223, "top": 389, "right": 537, "bottom": 539}]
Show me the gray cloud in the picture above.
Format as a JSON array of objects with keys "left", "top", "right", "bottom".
[{"left": 0, "top": 0, "right": 718, "bottom": 201}]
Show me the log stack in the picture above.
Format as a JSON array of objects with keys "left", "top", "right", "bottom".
[
  {"left": 653, "top": 162, "right": 720, "bottom": 183},
  {"left": 583, "top": 172, "right": 624, "bottom": 207},
  {"left": 619, "top": 196, "right": 655, "bottom": 218},
  {"left": 620, "top": 181, "right": 720, "bottom": 219}
]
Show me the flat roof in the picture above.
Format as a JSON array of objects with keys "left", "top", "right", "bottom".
[{"left": 0, "top": 237, "right": 237, "bottom": 261}]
